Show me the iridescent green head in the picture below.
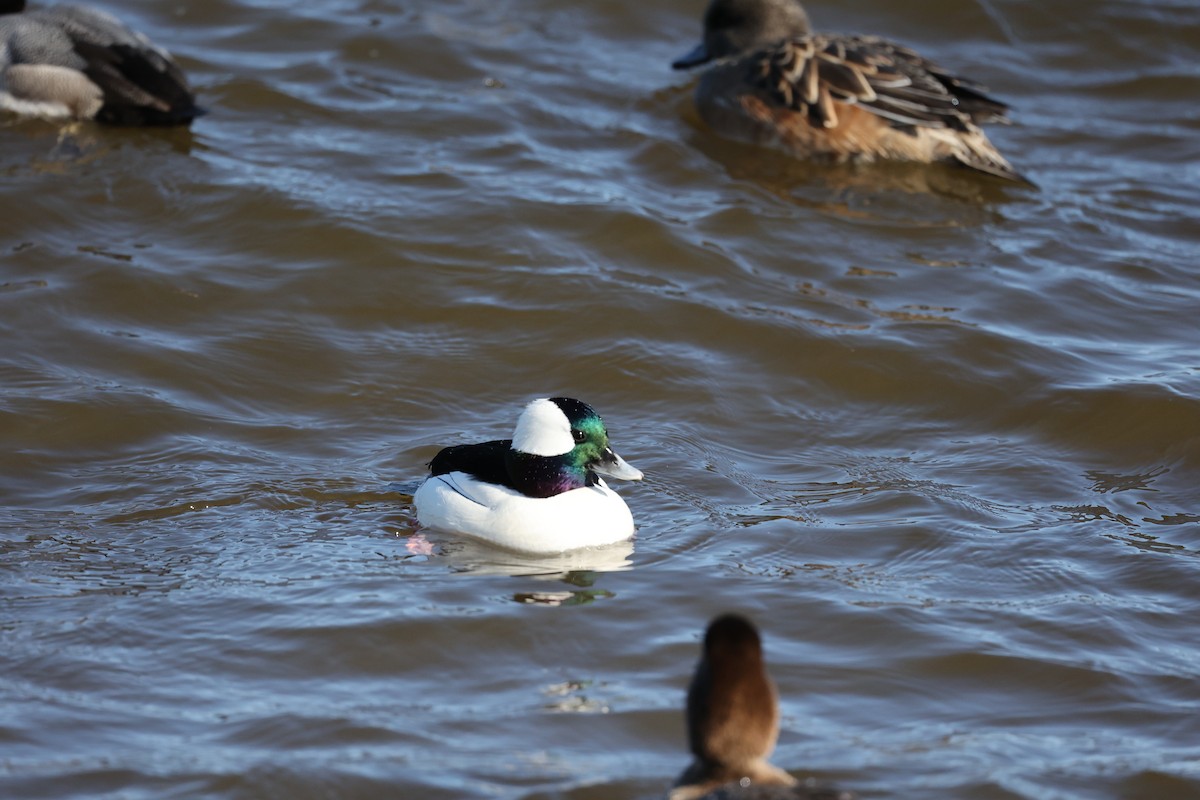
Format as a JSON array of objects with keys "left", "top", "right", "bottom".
[{"left": 507, "top": 397, "right": 643, "bottom": 498}]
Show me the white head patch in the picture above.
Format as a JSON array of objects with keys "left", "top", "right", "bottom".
[{"left": 510, "top": 398, "right": 575, "bottom": 456}]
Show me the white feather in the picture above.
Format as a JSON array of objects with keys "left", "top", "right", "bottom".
[
  {"left": 510, "top": 398, "right": 574, "bottom": 456},
  {"left": 414, "top": 471, "right": 635, "bottom": 554}
]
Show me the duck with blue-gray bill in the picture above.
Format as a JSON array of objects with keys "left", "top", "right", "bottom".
[
  {"left": 414, "top": 397, "right": 643, "bottom": 554},
  {"left": 0, "top": 0, "right": 198, "bottom": 124}
]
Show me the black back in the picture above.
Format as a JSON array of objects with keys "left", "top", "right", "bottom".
[{"left": 428, "top": 440, "right": 515, "bottom": 489}]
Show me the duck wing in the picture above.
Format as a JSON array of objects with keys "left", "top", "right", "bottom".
[
  {"left": 753, "top": 33, "right": 1011, "bottom": 133},
  {"left": 428, "top": 440, "right": 514, "bottom": 488},
  {"left": 29, "top": 5, "right": 198, "bottom": 125}
]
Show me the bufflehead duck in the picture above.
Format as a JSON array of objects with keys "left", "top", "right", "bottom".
[
  {"left": 413, "top": 397, "right": 643, "bottom": 554},
  {"left": 672, "top": 615, "right": 854, "bottom": 800},
  {"left": 0, "top": 0, "right": 198, "bottom": 124},
  {"left": 672, "top": 0, "right": 1027, "bottom": 183}
]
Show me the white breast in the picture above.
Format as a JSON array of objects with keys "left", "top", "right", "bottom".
[{"left": 414, "top": 472, "right": 635, "bottom": 554}]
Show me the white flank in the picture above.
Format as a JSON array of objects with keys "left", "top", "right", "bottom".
[
  {"left": 414, "top": 472, "right": 635, "bottom": 554},
  {"left": 0, "top": 92, "right": 74, "bottom": 119},
  {"left": 510, "top": 398, "right": 575, "bottom": 456}
]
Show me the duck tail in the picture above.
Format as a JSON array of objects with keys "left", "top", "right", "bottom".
[
  {"left": 952, "top": 130, "right": 1036, "bottom": 186},
  {"left": 74, "top": 40, "right": 201, "bottom": 126}
]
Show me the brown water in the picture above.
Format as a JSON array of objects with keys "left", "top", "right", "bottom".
[{"left": 2, "top": 0, "right": 1199, "bottom": 798}]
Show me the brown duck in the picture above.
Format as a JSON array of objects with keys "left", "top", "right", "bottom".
[
  {"left": 671, "top": 614, "right": 854, "bottom": 800},
  {"left": 673, "top": 0, "right": 1027, "bottom": 182}
]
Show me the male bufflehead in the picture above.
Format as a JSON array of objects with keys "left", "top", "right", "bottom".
[{"left": 414, "top": 397, "right": 642, "bottom": 554}]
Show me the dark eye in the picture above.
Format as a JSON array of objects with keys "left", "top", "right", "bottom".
[{"left": 572, "top": 429, "right": 586, "bottom": 444}]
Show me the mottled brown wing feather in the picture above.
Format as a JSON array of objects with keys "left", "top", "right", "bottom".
[{"left": 755, "top": 34, "right": 1012, "bottom": 133}]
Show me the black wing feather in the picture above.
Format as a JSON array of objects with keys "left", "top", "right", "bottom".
[
  {"left": 428, "top": 440, "right": 514, "bottom": 489},
  {"left": 73, "top": 40, "right": 199, "bottom": 125}
]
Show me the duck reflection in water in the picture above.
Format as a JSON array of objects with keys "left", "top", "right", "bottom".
[{"left": 672, "top": 614, "right": 854, "bottom": 800}]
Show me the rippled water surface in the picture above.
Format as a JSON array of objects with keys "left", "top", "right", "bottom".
[{"left": 3, "top": 0, "right": 1199, "bottom": 798}]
